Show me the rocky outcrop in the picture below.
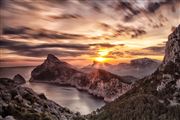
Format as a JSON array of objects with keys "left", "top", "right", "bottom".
[
  {"left": 0, "top": 78, "right": 83, "bottom": 120},
  {"left": 86, "top": 69, "right": 131, "bottom": 101},
  {"left": 30, "top": 54, "right": 131, "bottom": 102},
  {"left": 88, "top": 25, "right": 180, "bottom": 120},
  {"left": 30, "top": 54, "right": 80, "bottom": 82},
  {"left": 13, "top": 74, "right": 26, "bottom": 84}
]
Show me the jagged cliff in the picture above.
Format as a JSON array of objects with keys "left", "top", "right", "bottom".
[{"left": 88, "top": 25, "right": 180, "bottom": 120}]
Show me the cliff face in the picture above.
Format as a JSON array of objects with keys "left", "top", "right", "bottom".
[
  {"left": 86, "top": 69, "right": 131, "bottom": 101},
  {"left": 0, "top": 78, "right": 82, "bottom": 120},
  {"left": 30, "top": 54, "right": 131, "bottom": 102},
  {"left": 89, "top": 25, "right": 180, "bottom": 120}
]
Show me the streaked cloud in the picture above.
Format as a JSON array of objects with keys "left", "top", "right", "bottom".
[{"left": 0, "top": 0, "right": 179, "bottom": 67}]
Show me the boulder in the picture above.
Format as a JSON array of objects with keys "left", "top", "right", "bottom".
[{"left": 13, "top": 74, "right": 26, "bottom": 84}]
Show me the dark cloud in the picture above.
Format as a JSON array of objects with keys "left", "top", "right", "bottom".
[
  {"left": 147, "top": 0, "right": 178, "bottom": 13},
  {"left": 113, "top": 0, "right": 179, "bottom": 21},
  {"left": 78, "top": 0, "right": 103, "bottom": 13},
  {"left": 116, "top": 1, "right": 140, "bottom": 15},
  {"left": 115, "top": 24, "right": 146, "bottom": 38},
  {"left": 143, "top": 46, "right": 165, "bottom": 54},
  {"left": 51, "top": 0, "right": 69, "bottom": 4},
  {"left": 2, "top": 26, "right": 30, "bottom": 35},
  {"left": 92, "top": 2, "right": 102, "bottom": 13},
  {"left": 35, "top": 44, "right": 89, "bottom": 50},
  {"left": 147, "top": 2, "right": 161, "bottom": 13},
  {"left": 0, "top": 0, "right": 6, "bottom": 8},
  {"left": 109, "top": 51, "right": 124, "bottom": 58},
  {"left": 48, "top": 14, "right": 82, "bottom": 20},
  {"left": 15, "top": 49, "right": 90, "bottom": 58},
  {"left": 98, "top": 23, "right": 113, "bottom": 31},
  {"left": 131, "top": 29, "right": 146, "bottom": 38},
  {"left": 0, "top": 39, "right": 90, "bottom": 50},
  {"left": 0, "top": 39, "right": 92, "bottom": 58},
  {"left": 96, "top": 23, "right": 146, "bottom": 38},
  {"left": 115, "top": 1, "right": 140, "bottom": 21},
  {"left": 125, "top": 51, "right": 164, "bottom": 56},
  {"left": 2, "top": 27, "right": 85, "bottom": 40},
  {"left": 90, "top": 43, "right": 124, "bottom": 48},
  {"left": 126, "top": 44, "right": 165, "bottom": 56},
  {"left": 125, "top": 51, "right": 148, "bottom": 56},
  {"left": 32, "top": 31, "right": 85, "bottom": 40}
]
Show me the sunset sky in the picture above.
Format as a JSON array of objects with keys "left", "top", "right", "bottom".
[{"left": 0, "top": 0, "right": 180, "bottom": 67}]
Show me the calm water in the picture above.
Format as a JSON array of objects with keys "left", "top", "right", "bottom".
[{"left": 0, "top": 67, "right": 105, "bottom": 115}]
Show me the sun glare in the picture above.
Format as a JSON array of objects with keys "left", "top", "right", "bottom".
[
  {"left": 95, "top": 57, "right": 106, "bottom": 62},
  {"left": 94, "top": 49, "right": 110, "bottom": 62}
]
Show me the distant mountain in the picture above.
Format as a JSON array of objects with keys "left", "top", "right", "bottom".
[
  {"left": 109, "top": 57, "right": 161, "bottom": 78},
  {"left": 30, "top": 54, "right": 131, "bottom": 102},
  {"left": 81, "top": 61, "right": 112, "bottom": 74},
  {"left": 82, "top": 57, "right": 160, "bottom": 79},
  {"left": 88, "top": 25, "right": 180, "bottom": 120}
]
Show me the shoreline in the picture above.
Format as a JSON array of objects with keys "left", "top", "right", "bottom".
[{"left": 29, "top": 80, "right": 108, "bottom": 102}]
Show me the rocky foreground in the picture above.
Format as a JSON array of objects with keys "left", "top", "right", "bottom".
[
  {"left": 30, "top": 54, "right": 131, "bottom": 102},
  {"left": 0, "top": 76, "right": 84, "bottom": 120},
  {"left": 88, "top": 25, "right": 180, "bottom": 120}
]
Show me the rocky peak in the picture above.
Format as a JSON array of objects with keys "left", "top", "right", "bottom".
[
  {"left": 163, "top": 25, "right": 180, "bottom": 67},
  {"left": 43, "top": 54, "right": 73, "bottom": 69},
  {"left": 88, "top": 69, "right": 122, "bottom": 83},
  {"left": 130, "top": 57, "right": 159, "bottom": 67},
  {"left": 46, "top": 54, "right": 60, "bottom": 63},
  {"left": 13, "top": 74, "right": 26, "bottom": 84}
]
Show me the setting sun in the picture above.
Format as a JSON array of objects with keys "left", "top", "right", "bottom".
[
  {"left": 95, "top": 57, "right": 107, "bottom": 62},
  {"left": 95, "top": 49, "right": 110, "bottom": 62}
]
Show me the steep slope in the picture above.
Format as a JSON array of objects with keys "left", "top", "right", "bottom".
[
  {"left": 86, "top": 69, "right": 131, "bottom": 101},
  {"left": 0, "top": 77, "right": 82, "bottom": 120},
  {"left": 30, "top": 54, "right": 131, "bottom": 102},
  {"left": 30, "top": 54, "right": 83, "bottom": 84},
  {"left": 88, "top": 25, "right": 180, "bottom": 120}
]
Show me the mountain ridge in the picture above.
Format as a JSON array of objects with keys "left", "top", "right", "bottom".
[{"left": 82, "top": 57, "right": 160, "bottom": 79}]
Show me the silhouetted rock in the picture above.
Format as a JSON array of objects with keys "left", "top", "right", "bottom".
[{"left": 13, "top": 74, "right": 26, "bottom": 84}]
